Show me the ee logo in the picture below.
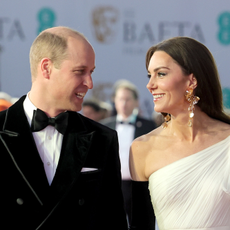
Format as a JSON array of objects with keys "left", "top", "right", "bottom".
[
  {"left": 37, "top": 8, "right": 56, "bottom": 35},
  {"left": 217, "top": 12, "right": 230, "bottom": 45},
  {"left": 222, "top": 87, "right": 230, "bottom": 109}
]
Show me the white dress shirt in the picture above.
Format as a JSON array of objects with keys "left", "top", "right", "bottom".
[
  {"left": 23, "top": 94, "right": 63, "bottom": 185},
  {"left": 116, "top": 114, "right": 136, "bottom": 180}
]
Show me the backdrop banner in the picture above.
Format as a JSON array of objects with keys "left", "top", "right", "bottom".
[{"left": 1, "top": 0, "right": 230, "bottom": 117}]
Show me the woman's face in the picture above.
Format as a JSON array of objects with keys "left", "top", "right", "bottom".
[{"left": 147, "top": 51, "right": 190, "bottom": 115}]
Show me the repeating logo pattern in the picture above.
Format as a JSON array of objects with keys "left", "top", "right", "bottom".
[
  {"left": 91, "top": 6, "right": 119, "bottom": 43},
  {"left": 37, "top": 8, "right": 56, "bottom": 35},
  {"left": 222, "top": 87, "right": 230, "bottom": 109},
  {"left": 217, "top": 12, "right": 230, "bottom": 45}
]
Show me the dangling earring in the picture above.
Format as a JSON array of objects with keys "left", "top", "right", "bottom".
[
  {"left": 162, "top": 114, "right": 171, "bottom": 129},
  {"left": 185, "top": 88, "right": 200, "bottom": 127}
]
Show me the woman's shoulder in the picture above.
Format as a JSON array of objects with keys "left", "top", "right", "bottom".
[
  {"left": 129, "top": 127, "right": 163, "bottom": 181},
  {"left": 206, "top": 118, "right": 230, "bottom": 139}
]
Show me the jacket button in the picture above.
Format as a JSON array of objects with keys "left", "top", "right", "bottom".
[
  {"left": 136, "top": 121, "right": 142, "bottom": 127},
  {"left": 16, "top": 198, "right": 24, "bottom": 205},
  {"left": 79, "top": 199, "right": 85, "bottom": 206}
]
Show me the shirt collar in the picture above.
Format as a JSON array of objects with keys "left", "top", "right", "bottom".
[{"left": 23, "top": 92, "right": 37, "bottom": 126}]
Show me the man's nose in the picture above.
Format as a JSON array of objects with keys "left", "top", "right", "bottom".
[{"left": 83, "top": 75, "right": 93, "bottom": 89}]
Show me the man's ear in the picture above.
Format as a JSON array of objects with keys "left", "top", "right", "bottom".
[
  {"left": 40, "top": 58, "right": 52, "bottom": 79},
  {"left": 188, "top": 74, "right": 197, "bottom": 90}
]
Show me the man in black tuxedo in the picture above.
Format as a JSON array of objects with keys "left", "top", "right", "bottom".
[
  {"left": 101, "top": 80, "right": 157, "bottom": 225},
  {"left": 0, "top": 26, "right": 127, "bottom": 230}
]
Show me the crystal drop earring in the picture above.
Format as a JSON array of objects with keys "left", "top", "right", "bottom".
[
  {"left": 185, "top": 88, "right": 200, "bottom": 127},
  {"left": 162, "top": 114, "right": 171, "bottom": 129}
]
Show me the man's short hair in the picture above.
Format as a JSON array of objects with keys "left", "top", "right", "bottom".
[{"left": 29, "top": 26, "right": 87, "bottom": 80}]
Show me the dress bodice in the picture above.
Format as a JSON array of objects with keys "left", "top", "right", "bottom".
[{"left": 149, "top": 136, "right": 230, "bottom": 230}]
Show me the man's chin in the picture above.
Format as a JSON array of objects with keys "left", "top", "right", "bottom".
[{"left": 67, "top": 104, "right": 82, "bottom": 112}]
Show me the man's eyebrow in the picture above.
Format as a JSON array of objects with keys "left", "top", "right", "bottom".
[
  {"left": 73, "top": 65, "right": 87, "bottom": 69},
  {"left": 72, "top": 66, "right": 96, "bottom": 71}
]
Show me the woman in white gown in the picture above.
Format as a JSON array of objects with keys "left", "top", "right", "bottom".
[{"left": 129, "top": 36, "right": 230, "bottom": 230}]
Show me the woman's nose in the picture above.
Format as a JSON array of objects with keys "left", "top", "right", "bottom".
[{"left": 146, "top": 76, "right": 156, "bottom": 91}]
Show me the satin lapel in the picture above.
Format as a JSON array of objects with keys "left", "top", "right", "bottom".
[
  {"left": 1, "top": 96, "right": 49, "bottom": 205},
  {"left": 50, "top": 112, "right": 95, "bottom": 201}
]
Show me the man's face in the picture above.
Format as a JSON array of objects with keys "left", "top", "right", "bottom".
[
  {"left": 49, "top": 37, "right": 95, "bottom": 113},
  {"left": 114, "top": 88, "right": 138, "bottom": 119}
]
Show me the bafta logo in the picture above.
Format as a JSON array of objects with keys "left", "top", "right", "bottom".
[{"left": 91, "top": 6, "right": 119, "bottom": 43}]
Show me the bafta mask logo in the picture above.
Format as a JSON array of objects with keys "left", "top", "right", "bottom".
[{"left": 92, "top": 6, "right": 119, "bottom": 43}]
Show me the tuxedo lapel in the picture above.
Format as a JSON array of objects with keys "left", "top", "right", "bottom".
[
  {"left": 2, "top": 99, "right": 96, "bottom": 207},
  {"left": 1, "top": 96, "right": 49, "bottom": 205},
  {"left": 50, "top": 112, "right": 95, "bottom": 202}
]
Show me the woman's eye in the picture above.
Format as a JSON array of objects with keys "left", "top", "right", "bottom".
[
  {"left": 158, "top": 72, "right": 166, "bottom": 77},
  {"left": 147, "top": 74, "right": 151, "bottom": 79}
]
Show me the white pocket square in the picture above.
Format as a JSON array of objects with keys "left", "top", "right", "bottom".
[{"left": 81, "top": 167, "right": 99, "bottom": 172}]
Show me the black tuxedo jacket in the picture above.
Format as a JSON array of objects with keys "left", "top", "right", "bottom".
[
  {"left": 1, "top": 96, "right": 128, "bottom": 230},
  {"left": 100, "top": 115, "right": 156, "bottom": 139}
]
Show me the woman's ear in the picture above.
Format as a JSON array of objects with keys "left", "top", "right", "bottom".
[
  {"left": 40, "top": 58, "right": 52, "bottom": 79},
  {"left": 188, "top": 74, "right": 197, "bottom": 89}
]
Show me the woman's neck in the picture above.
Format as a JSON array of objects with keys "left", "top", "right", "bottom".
[{"left": 164, "top": 107, "right": 210, "bottom": 142}]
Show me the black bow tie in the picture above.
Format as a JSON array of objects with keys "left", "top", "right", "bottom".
[
  {"left": 31, "top": 109, "right": 69, "bottom": 135},
  {"left": 118, "top": 121, "right": 135, "bottom": 126}
]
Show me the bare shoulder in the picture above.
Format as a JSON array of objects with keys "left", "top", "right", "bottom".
[
  {"left": 208, "top": 119, "right": 230, "bottom": 140},
  {"left": 129, "top": 127, "right": 161, "bottom": 181}
]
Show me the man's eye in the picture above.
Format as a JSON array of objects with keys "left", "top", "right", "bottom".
[{"left": 75, "top": 70, "right": 85, "bottom": 74}]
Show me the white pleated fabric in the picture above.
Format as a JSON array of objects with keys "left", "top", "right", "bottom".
[{"left": 149, "top": 136, "right": 230, "bottom": 230}]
